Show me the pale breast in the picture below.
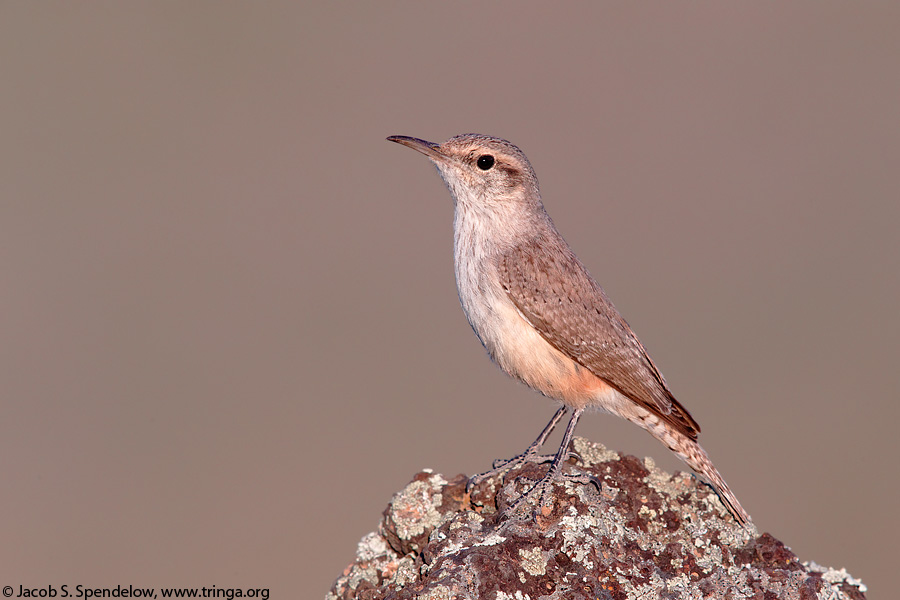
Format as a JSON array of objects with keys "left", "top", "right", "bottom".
[
  {"left": 452, "top": 201, "right": 617, "bottom": 408},
  {"left": 488, "top": 299, "right": 618, "bottom": 408},
  {"left": 456, "top": 260, "right": 615, "bottom": 408}
]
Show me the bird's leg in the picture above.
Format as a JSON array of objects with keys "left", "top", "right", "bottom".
[
  {"left": 466, "top": 406, "right": 567, "bottom": 493},
  {"left": 490, "top": 405, "right": 568, "bottom": 469},
  {"left": 502, "top": 408, "right": 601, "bottom": 517}
]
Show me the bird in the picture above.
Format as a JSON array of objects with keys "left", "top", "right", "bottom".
[{"left": 386, "top": 133, "right": 751, "bottom": 525}]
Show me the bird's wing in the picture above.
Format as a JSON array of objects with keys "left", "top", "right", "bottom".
[{"left": 498, "top": 235, "right": 700, "bottom": 440}]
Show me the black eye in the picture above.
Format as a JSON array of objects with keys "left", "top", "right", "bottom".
[{"left": 476, "top": 154, "right": 495, "bottom": 170}]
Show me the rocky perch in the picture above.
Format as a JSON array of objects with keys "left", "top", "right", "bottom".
[{"left": 326, "top": 437, "right": 866, "bottom": 600}]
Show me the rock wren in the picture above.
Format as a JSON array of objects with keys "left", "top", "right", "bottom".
[{"left": 386, "top": 133, "right": 751, "bottom": 525}]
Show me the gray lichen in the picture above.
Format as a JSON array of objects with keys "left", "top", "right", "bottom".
[{"left": 326, "top": 438, "right": 866, "bottom": 600}]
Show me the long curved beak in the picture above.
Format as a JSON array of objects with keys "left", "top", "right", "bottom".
[{"left": 386, "top": 135, "right": 446, "bottom": 162}]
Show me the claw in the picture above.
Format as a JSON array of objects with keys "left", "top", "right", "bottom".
[
  {"left": 467, "top": 407, "right": 576, "bottom": 508},
  {"left": 497, "top": 463, "right": 603, "bottom": 519},
  {"left": 468, "top": 452, "right": 556, "bottom": 492},
  {"left": 493, "top": 408, "right": 593, "bottom": 519}
]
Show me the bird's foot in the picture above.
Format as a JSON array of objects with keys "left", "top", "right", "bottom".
[
  {"left": 499, "top": 457, "right": 603, "bottom": 519},
  {"left": 466, "top": 451, "right": 556, "bottom": 494}
]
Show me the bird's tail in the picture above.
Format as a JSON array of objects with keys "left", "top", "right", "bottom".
[
  {"left": 674, "top": 437, "right": 752, "bottom": 526},
  {"left": 631, "top": 407, "right": 752, "bottom": 526}
]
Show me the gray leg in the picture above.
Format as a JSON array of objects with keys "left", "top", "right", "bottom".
[
  {"left": 503, "top": 407, "right": 601, "bottom": 516},
  {"left": 467, "top": 406, "right": 567, "bottom": 492}
]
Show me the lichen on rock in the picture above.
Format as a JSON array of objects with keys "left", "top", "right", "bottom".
[{"left": 326, "top": 438, "right": 866, "bottom": 600}]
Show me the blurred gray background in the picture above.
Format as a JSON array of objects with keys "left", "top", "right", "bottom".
[{"left": 1, "top": 2, "right": 896, "bottom": 596}]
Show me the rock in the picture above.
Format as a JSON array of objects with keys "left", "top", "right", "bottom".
[{"left": 326, "top": 437, "right": 867, "bottom": 600}]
